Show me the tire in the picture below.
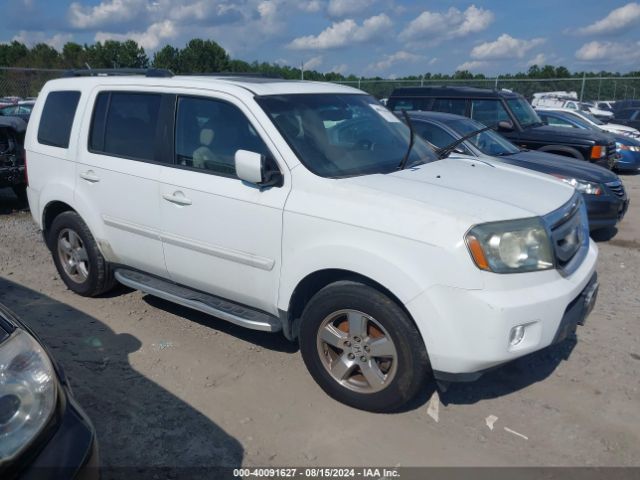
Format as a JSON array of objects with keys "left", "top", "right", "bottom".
[
  {"left": 11, "top": 185, "right": 27, "bottom": 203},
  {"left": 48, "top": 211, "right": 116, "bottom": 297},
  {"left": 299, "top": 281, "right": 430, "bottom": 412}
]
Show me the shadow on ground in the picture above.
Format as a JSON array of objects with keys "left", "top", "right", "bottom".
[{"left": 0, "top": 277, "right": 244, "bottom": 478}]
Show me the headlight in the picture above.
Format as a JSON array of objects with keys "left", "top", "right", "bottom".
[
  {"left": 0, "top": 329, "right": 57, "bottom": 463},
  {"left": 465, "top": 217, "right": 554, "bottom": 273},
  {"left": 553, "top": 175, "right": 603, "bottom": 195},
  {"left": 616, "top": 142, "right": 640, "bottom": 152}
]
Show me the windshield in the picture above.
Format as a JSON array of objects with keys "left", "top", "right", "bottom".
[
  {"left": 506, "top": 98, "right": 541, "bottom": 128},
  {"left": 446, "top": 118, "right": 520, "bottom": 156},
  {"left": 256, "top": 94, "right": 438, "bottom": 178}
]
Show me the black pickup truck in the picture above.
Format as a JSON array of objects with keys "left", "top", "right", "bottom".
[
  {"left": 0, "top": 117, "right": 27, "bottom": 201},
  {"left": 387, "top": 86, "right": 618, "bottom": 169}
]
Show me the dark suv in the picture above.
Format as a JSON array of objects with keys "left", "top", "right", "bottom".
[
  {"left": 387, "top": 86, "right": 618, "bottom": 169},
  {"left": 0, "top": 117, "right": 27, "bottom": 201}
]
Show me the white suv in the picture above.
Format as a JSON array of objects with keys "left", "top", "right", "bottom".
[{"left": 25, "top": 70, "right": 599, "bottom": 412}]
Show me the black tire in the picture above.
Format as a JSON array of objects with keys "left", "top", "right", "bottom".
[
  {"left": 48, "top": 211, "right": 116, "bottom": 297},
  {"left": 299, "top": 281, "right": 430, "bottom": 412},
  {"left": 11, "top": 184, "right": 27, "bottom": 203}
]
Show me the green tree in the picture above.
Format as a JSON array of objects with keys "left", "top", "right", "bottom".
[
  {"left": 0, "top": 41, "right": 29, "bottom": 66},
  {"left": 62, "top": 42, "right": 87, "bottom": 68},
  {"left": 152, "top": 45, "right": 180, "bottom": 72},
  {"left": 178, "top": 39, "right": 229, "bottom": 73},
  {"left": 27, "top": 43, "right": 61, "bottom": 68}
]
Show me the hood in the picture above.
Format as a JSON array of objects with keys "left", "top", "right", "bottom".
[
  {"left": 519, "top": 124, "right": 615, "bottom": 144},
  {"left": 345, "top": 156, "right": 574, "bottom": 223},
  {"left": 493, "top": 150, "right": 619, "bottom": 183},
  {"left": 601, "top": 123, "right": 639, "bottom": 135}
]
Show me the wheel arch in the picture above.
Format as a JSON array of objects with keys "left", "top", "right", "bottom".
[{"left": 281, "top": 268, "right": 422, "bottom": 344}]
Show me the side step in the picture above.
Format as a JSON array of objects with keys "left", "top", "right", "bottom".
[{"left": 114, "top": 269, "right": 281, "bottom": 332}]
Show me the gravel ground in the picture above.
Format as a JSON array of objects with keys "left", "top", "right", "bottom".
[{"left": 0, "top": 175, "right": 639, "bottom": 473}]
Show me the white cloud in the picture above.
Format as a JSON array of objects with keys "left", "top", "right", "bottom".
[
  {"left": 12, "top": 31, "right": 73, "bottom": 50},
  {"left": 288, "top": 13, "right": 392, "bottom": 50},
  {"left": 68, "top": 0, "right": 147, "bottom": 29},
  {"left": 575, "top": 40, "right": 640, "bottom": 63},
  {"left": 456, "top": 60, "right": 488, "bottom": 71},
  {"left": 368, "top": 50, "right": 425, "bottom": 72},
  {"left": 330, "top": 63, "right": 348, "bottom": 74},
  {"left": 298, "top": 0, "right": 323, "bottom": 13},
  {"left": 95, "top": 20, "right": 178, "bottom": 50},
  {"left": 400, "top": 5, "right": 494, "bottom": 42},
  {"left": 471, "top": 34, "right": 545, "bottom": 60},
  {"left": 303, "top": 55, "right": 323, "bottom": 70},
  {"left": 527, "top": 53, "right": 546, "bottom": 66},
  {"left": 327, "top": 0, "right": 375, "bottom": 18},
  {"left": 577, "top": 2, "right": 640, "bottom": 35}
]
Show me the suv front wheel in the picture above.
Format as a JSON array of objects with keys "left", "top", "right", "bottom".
[
  {"left": 48, "top": 211, "right": 116, "bottom": 297},
  {"left": 299, "top": 281, "right": 430, "bottom": 412}
]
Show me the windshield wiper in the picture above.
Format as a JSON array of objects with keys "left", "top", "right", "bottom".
[
  {"left": 436, "top": 124, "right": 496, "bottom": 159},
  {"left": 397, "top": 110, "right": 415, "bottom": 170}
]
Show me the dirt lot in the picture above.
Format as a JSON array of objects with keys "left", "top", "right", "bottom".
[{"left": 0, "top": 174, "right": 639, "bottom": 473}]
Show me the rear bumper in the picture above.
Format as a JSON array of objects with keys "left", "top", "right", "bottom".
[{"left": 406, "top": 240, "right": 598, "bottom": 377}]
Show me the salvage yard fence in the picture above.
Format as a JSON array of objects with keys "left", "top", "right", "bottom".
[{"left": 1, "top": 66, "right": 639, "bottom": 104}]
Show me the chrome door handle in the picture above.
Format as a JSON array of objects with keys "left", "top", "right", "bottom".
[
  {"left": 80, "top": 170, "right": 100, "bottom": 183},
  {"left": 162, "top": 192, "right": 192, "bottom": 206}
]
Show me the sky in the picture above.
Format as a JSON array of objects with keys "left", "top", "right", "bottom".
[{"left": 1, "top": 0, "right": 640, "bottom": 77}]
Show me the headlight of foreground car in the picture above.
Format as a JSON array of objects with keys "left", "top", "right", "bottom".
[
  {"left": 553, "top": 176, "right": 603, "bottom": 195},
  {"left": 465, "top": 217, "right": 554, "bottom": 273},
  {"left": 0, "top": 329, "right": 57, "bottom": 463}
]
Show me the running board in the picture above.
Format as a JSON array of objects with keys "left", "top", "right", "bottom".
[{"left": 114, "top": 269, "right": 281, "bottom": 332}]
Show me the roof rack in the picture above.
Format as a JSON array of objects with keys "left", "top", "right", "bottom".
[
  {"left": 182, "top": 72, "right": 283, "bottom": 79},
  {"left": 62, "top": 68, "right": 174, "bottom": 78}
]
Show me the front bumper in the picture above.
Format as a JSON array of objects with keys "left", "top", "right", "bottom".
[
  {"left": 615, "top": 150, "right": 640, "bottom": 171},
  {"left": 406, "top": 240, "right": 598, "bottom": 378},
  {"left": 584, "top": 193, "right": 629, "bottom": 230}
]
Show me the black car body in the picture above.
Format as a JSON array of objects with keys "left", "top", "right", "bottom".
[
  {"left": 388, "top": 86, "right": 619, "bottom": 170},
  {"left": 408, "top": 111, "right": 629, "bottom": 231},
  {"left": 0, "top": 304, "right": 98, "bottom": 480},
  {"left": 612, "top": 108, "right": 640, "bottom": 131},
  {"left": 0, "top": 117, "right": 27, "bottom": 199}
]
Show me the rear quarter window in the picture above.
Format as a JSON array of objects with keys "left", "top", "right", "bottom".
[{"left": 37, "top": 91, "right": 81, "bottom": 148}]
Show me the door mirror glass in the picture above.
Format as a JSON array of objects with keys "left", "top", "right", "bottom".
[
  {"left": 498, "top": 120, "right": 514, "bottom": 131},
  {"left": 235, "top": 149, "right": 283, "bottom": 188}
]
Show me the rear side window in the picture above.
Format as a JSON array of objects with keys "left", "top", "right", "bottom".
[
  {"left": 37, "top": 91, "right": 80, "bottom": 148},
  {"left": 389, "top": 97, "right": 431, "bottom": 112},
  {"left": 89, "top": 92, "right": 161, "bottom": 161},
  {"left": 432, "top": 98, "right": 466, "bottom": 116}
]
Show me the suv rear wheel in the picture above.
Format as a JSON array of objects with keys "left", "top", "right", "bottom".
[
  {"left": 299, "top": 281, "right": 430, "bottom": 412},
  {"left": 48, "top": 211, "right": 116, "bottom": 297}
]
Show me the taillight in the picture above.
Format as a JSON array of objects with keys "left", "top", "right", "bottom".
[{"left": 24, "top": 151, "right": 28, "bottom": 186}]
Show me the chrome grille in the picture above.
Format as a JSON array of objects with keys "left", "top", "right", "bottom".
[
  {"left": 605, "top": 180, "right": 626, "bottom": 199},
  {"left": 606, "top": 142, "right": 618, "bottom": 169},
  {"left": 543, "top": 193, "right": 590, "bottom": 276}
]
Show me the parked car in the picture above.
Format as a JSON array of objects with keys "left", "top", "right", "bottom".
[
  {"left": 0, "top": 117, "right": 27, "bottom": 201},
  {"left": 535, "top": 106, "right": 640, "bottom": 139},
  {"left": 612, "top": 99, "right": 640, "bottom": 113},
  {"left": 25, "top": 70, "right": 599, "bottom": 412},
  {"left": 591, "top": 101, "right": 615, "bottom": 112},
  {"left": 387, "top": 86, "right": 619, "bottom": 170},
  {"left": 612, "top": 108, "right": 640, "bottom": 131},
  {"left": 0, "top": 101, "right": 35, "bottom": 123},
  {"left": 0, "top": 303, "right": 98, "bottom": 479},
  {"left": 531, "top": 91, "right": 613, "bottom": 120},
  {"left": 537, "top": 110, "right": 640, "bottom": 172},
  {"left": 408, "top": 111, "right": 629, "bottom": 231}
]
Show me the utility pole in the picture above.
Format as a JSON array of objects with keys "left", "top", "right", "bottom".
[
  {"left": 624, "top": 84, "right": 628, "bottom": 99},
  {"left": 495, "top": 75, "right": 499, "bottom": 90},
  {"left": 613, "top": 81, "right": 617, "bottom": 100},
  {"left": 579, "top": 72, "right": 586, "bottom": 102},
  {"left": 597, "top": 79, "right": 601, "bottom": 101}
]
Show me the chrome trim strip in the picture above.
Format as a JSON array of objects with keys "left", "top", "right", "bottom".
[{"left": 102, "top": 215, "right": 161, "bottom": 240}]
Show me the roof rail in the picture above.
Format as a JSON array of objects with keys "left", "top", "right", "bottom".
[
  {"left": 62, "top": 68, "right": 174, "bottom": 78},
  {"left": 182, "top": 72, "right": 283, "bottom": 79}
]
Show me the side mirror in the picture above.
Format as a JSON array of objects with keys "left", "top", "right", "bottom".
[
  {"left": 235, "top": 150, "right": 283, "bottom": 188},
  {"left": 498, "top": 120, "right": 514, "bottom": 131}
]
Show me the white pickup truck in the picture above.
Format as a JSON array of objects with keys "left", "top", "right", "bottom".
[{"left": 24, "top": 71, "right": 598, "bottom": 411}]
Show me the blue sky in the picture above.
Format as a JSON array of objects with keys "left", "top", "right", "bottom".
[{"left": 2, "top": 0, "right": 640, "bottom": 76}]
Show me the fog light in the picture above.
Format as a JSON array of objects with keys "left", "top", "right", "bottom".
[{"left": 509, "top": 325, "right": 525, "bottom": 346}]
